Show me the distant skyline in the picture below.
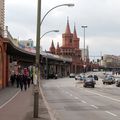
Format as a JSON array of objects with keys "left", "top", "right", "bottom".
[{"left": 5, "top": 0, "right": 120, "bottom": 60}]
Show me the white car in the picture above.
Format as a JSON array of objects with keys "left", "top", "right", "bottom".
[
  {"left": 75, "top": 75, "right": 86, "bottom": 81},
  {"left": 69, "top": 73, "right": 75, "bottom": 78}
]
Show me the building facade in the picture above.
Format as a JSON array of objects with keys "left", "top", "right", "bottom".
[
  {"left": 49, "top": 19, "right": 86, "bottom": 73},
  {"left": 19, "top": 39, "right": 34, "bottom": 48},
  {"left": 0, "top": 0, "right": 4, "bottom": 32},
  {"left": 101, "top": 54, "right": 120, "bottom": 69}
]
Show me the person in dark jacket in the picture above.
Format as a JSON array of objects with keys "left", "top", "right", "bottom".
[
  {"left": 23, "top": 74, "right": 28, "bottom": 91},
  {"left": 10, "top": 72, "right": 15, "bottom": 86},
  {"left": 19, "top": 74, "right": 24, "bottom": 91},
  {"left": 27, "top": 76, "right": 31, "bottom": 88},
  {"left": 16, "top": 74, "right": 20, "bottom": 88}
]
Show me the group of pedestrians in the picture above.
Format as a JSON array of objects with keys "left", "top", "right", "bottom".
[{"left": 10, "top": 71, "right": 33, "bottom": 91}]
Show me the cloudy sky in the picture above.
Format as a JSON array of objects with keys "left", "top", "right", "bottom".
[{"left": 5, "top": 0, "right": 120, "bottom": 60}]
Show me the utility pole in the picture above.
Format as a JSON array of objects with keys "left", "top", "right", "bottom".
[
  {"left": 81, "top": 25, "right": 87, "bottom": 73},
  {"left": 33, "top": 1, "right": 74, "bottom": 118},
  {"left": 33, "top": 0, "right": 41, "bottom": 118}
]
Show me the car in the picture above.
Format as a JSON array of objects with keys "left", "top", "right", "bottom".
[
  {"left": 116, "top": 78, "right": 120, "bottom": 87},
  {"left": 47, "top": 74, "right": 55, "bottom": 79},
  {"left": 75, "top": 75, "right": 82, "bottom": 80},
  {"left": 83, "top": 77, "right": 96, "bottom": 88},
  {"left": 69, "top": 73, "right": 75, "bottom": 78},
  {"left": 102, "top": 75, "right": 115, "bottom": 84},
  {"left": 75, "top": 74, "right": 86, "bottom": 81}
]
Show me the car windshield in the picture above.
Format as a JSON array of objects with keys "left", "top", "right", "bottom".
[
  {"left": 86, "top": 78, "right": 94, "bottom": 81},
  {"left": 105, "top": 77, "right": 113, "bottom": 80}
]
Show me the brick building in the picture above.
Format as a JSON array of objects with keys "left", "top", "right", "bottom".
[{"left": 49, "top": 19, "right": 84, "bottom": 73}]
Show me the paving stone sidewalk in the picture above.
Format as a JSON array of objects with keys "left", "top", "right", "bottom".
[{"left": 0, "top": 85, "right": 51, "bottom": 120}]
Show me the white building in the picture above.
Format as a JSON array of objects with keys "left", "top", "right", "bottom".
[{"left": 101, "top": 54, "right": 120, "bottom": 68}]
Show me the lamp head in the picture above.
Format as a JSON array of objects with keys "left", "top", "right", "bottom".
[
  {"left": 81, "top": 25, "right": 88, "bottom": 28},
  {"left": 66, "top": 4, "right": 75, "bottom": 7},
  {"left": 53, "top": 30, "right": 59, "bottom": 32}
]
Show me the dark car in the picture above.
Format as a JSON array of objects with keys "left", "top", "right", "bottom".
[
  {"left": 47, "top": 74, "right": 55, "bottom": 79},
  {"left": 83, "top": 77, "right": 96, "bottom": 88},
  {"left": 87, "top": 75, "right": 98, "bottom": 80}
]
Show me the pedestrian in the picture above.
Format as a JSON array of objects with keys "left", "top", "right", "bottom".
[
  {"left": 23, "top": 74, "right": 27, "bottom": 91},
  {"left": 19, "top": 73, "right": 23, "bottom": 91},
  {"left": 10, "top": 71, "right": 15, "bottom": 86},
  {"left": 31, "top": 74, "right": 33, "bottom": 84},
  {"left": 14, "top": 74, "right": 19, "bottom": 88},
  {"left": 27, "top": 76, "right": 31, "bottom": 88},
  {"left": 16, "top": 74, "right": 20, "bottom": 88}
]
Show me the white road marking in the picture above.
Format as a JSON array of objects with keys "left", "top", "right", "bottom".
[
  {"left": 90, "top": 105, "right": 98, "bottom": 109},
  {"left": 105, "top": 111, "right": 117, "bottom": 117},
  {"left": 81, "top": 100, "right": 87, "bottom": 103},
  {"left": 69, "top": 94, "right": 73, "bottom": 96},
  {"left": 74, "top": 97, "right": 79, "bottom": 99},
  {"left": 0, "top": 90, "right": 20, "bottom": 109},
  {"left": 86, "top": 90, "right": 120, "bottom": 103}
]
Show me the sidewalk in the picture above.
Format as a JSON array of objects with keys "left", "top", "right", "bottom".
[{"left": 0, "top": 85, "right": 51, "bottom": 120}]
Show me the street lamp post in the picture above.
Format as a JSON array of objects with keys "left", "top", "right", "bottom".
[
  {"left": 81, "top": 25, "right": 87, "bottom": 73},
  {"left": 40, "top": 3, "right": 74, "bottom": 26},
  {"left": 34, "top": 0, "right": 74, "bottom": 118},
  {"left": 40, "top": 30, "right": 59, "bottom": 39}
]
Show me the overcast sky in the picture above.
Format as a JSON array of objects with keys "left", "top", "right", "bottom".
[{"left": 5, "top": 0, "right": 120, "bottom": 60}]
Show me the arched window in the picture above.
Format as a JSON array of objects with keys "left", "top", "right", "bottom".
[{"left": 70, "top": 38, "right": 72, "bottom": 43}]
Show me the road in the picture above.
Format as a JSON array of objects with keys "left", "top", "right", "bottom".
[{"left": 42, "top": 72, "right": 120, "bottom": 120}]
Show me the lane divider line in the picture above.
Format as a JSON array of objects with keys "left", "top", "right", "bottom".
[
  {"left": 74, "top": 97, "right": 79, "bottom": 99},
  {"left": 81, "top": 100, "right": 87, "bottom": 103},
  {"left": 86, "top": 90, "right": 120, "bottom": 103},
  {"left": 90, "top": 105, "right": 98, "bottom": 109},
  {"left": 105, "top": 111, "right": 117, "bottom": 117}
]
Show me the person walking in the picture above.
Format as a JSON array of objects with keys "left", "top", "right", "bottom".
[
  {"left": 23, "top": 74, "right": 27, "bottom": 91},
  {"left": 19, "top": 73, "right": 24, "bottom": 91},
  {"left": 16, "top": 74, "right": 20, "bottom": 88},
  {"left": 10, "top": 71, "right": 15, "bottom": 86},
  {"left": 27, "top": 76, "right": 31, "bottom": 88}
]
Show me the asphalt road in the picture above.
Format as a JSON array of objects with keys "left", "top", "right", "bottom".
[{"left": 42, "top": 72, "right": 120, "bottom": 120}]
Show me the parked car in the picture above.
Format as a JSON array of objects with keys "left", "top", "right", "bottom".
[
  {"left": 116, "top": 78, "right": 120, "bottom": 87},
  {"left": 102, "top": 75, "right": 115, "bottom": 84},
  {"left": 48, "top": 74, "right": 55, "bottom": 79},
  {"left": 69, "top": 73, "right": 75, "bottom": 78},
  {"left": 83, "top": 77, "right": 96, "bottom": 88}
]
